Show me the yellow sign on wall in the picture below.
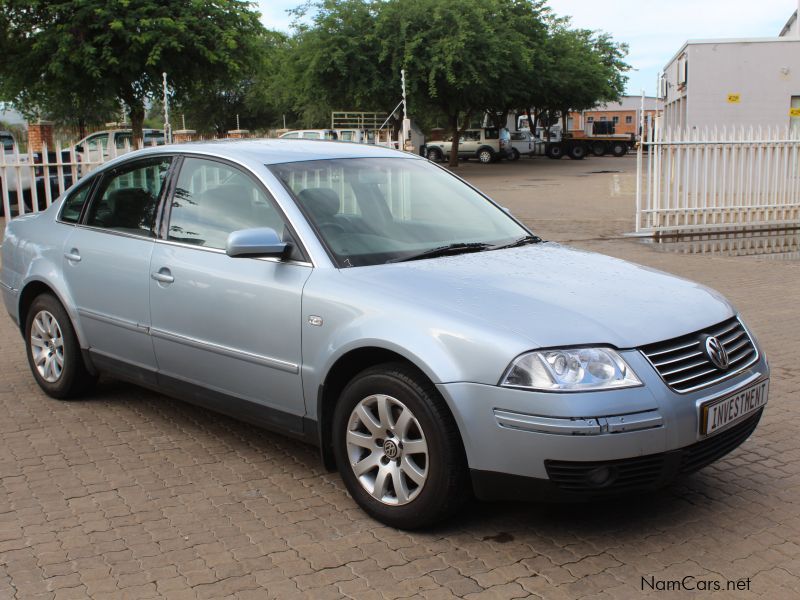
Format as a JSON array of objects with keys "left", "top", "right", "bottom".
[
  {"left": 727, "top": 94, "right": 741, "bottom": 104},
  {"left": 790, "top": 108, "right": 800, "bottom": 118}
]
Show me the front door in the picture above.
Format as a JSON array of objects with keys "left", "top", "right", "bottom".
[
  {"left": 149, "top": 157, "right": 312, "bottom": 432},
  {"left": 63, "top": 156, "right": 173, "bottom": 378}
]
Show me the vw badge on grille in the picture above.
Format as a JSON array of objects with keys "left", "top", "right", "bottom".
[{"left": 704, "top": 336, "right": 729, "bottom": 370}]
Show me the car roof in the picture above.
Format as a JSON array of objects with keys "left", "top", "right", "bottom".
[{"left": 120, "top": 138, "right": 419, "bottom": 166}]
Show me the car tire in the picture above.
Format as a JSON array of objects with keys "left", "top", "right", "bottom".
[
  {"left": 427, "top": 147, "right": 443, "bottom": 162},
  {"left": 591, "top": 142, "right": 607, "bottom": 157},
  {"left": 510, "top": 149, "right": 520, "bottom": 161},
  {"left": 612, "top": 142, "right": 628, "bottom": 157},
  {"left": 477, "top": 148, "right": 494, "bottom": 164},
  {"left": 332, "top": 362, "right": 469, "bottom": 529},
  {"left": 24, "top": 293, "right": 96, "bottom": 399}
]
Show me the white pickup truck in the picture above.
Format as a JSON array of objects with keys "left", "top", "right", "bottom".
[{"left": 507, "top": 130, "right": 546, "bottom": 160}]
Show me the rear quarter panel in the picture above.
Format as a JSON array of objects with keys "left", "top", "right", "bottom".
[{"left": 1, "top": 209, "right": 83, "bottom": 342}]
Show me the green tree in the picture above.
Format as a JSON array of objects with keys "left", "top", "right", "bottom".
[
  {"left": 524, "top": 23, "right": 629, "bottom": 136},
  {"left": 178, "top": 30, "right": 290, "bottom": 136},
  {"left": 0, "top": 0, "right": 265, "bottom": 142},
  {"left": 286, "top": 0, "right": 392, "bottom": 127},
  {"left": 378, "top": 0, "right": 524, "bottom": 167},
  {"left": 483, "top": 0, "right": 550, "bottom": 132}
]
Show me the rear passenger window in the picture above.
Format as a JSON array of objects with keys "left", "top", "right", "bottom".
[
  {"left": 59, "top": 179, "right": 94, "bottom": 223},
  {"left": 168, "top": 158, "right": 289, "bottom": 251},
  {"left": 85, "top": 158, "right": 172, "bottom": 237}
]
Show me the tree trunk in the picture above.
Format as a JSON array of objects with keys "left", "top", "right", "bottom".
[
  {"left": 561, "top": 109, "right": 569, "bottom": 137},
  {"left": 448, "top": 113, "right": 460, "bottom": 168},
  {"left": 498, "top": 108, "right": 509, "bottom": 131},
  {"left": 121, "top": 90, "right": 146, "bottom": 147}
]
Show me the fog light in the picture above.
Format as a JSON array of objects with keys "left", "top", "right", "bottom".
[{"left": 585, "top": 466, "right": 614, "bottom": 487}]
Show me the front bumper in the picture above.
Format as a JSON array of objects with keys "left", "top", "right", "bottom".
[{"left": 436, "top": 350, "right": 769, "bottom": 500}]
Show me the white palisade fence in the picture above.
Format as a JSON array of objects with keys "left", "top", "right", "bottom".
[
  {"left": 636, "top": 123, "right": 800, "bottom": 235},
  {"left": 1, "top": 139, "right": 158, "bottom": 219}
]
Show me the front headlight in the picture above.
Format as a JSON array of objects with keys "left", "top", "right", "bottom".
[{"left": 500, "top": 347, "right": 641, "bottom": 392}]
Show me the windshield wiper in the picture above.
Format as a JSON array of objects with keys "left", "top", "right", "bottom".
[
  {"left": 490, "top": 234, "right": 543, "bottom": 250},
  {"left": 386, "top": 242, "right": 492, "bottom": 263}
]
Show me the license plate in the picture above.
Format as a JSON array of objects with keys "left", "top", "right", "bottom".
[{"left": 701, "top": 379, "right": 768, "bottom": 436}]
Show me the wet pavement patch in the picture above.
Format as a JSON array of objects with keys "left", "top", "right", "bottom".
[{"left": 645, "top": 229, "right": 800, "bottom": 260}]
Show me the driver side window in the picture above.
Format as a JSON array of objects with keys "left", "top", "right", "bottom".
[{"left": 168, "top": 158, "right": 293, "bottom": 253}]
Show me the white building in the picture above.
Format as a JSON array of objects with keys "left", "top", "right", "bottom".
[{"left": 661, "top": 9, "right": 800, "bottom": 133}]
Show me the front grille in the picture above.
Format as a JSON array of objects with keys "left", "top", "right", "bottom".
[
  {"left": 680, "top": 408, "right": 762, "bottom": 473},
  {"left": 640, "top": 317, "right": 758, "bottom": 393},
  {"left": 545, "top": 409, "right": 763, "bottom": 494}
]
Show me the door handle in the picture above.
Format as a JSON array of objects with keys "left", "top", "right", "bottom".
[
  {"left": 151, "top": 268, "right": 174, "bottom": 284},
  {"left": 64, "top": 249, "right": 81, "bottom": 262}
]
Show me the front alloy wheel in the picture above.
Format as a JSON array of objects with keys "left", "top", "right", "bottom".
[
  {"left": 332, "top": 363, "right": 468, "bottom": 529},
  {"left": 478, "top": 149, "right": 494, "bottom": 163},
  {"left": 346, "top": 394, "right": 428, "bottom": 505}
]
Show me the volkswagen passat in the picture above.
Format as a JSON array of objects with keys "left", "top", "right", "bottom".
[{"left": 0, "top": 141, "right": 769, "bottom": 528}]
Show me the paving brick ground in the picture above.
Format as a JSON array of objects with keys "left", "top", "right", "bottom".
[{"left": 1, "top": 154, "right": 798, "bottom": 599}]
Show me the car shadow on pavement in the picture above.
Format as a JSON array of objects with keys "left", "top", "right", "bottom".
[{"left": 85, "top": 377, "right": 754, "bottom": 544}]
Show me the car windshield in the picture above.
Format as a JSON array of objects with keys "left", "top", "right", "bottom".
[{"left": 270, "top": 158, "right": 531, "bottom": 267}]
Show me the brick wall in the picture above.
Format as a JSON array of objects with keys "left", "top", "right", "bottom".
[{"left": 27, "top": 121, "right": 54, "bottom": 153}]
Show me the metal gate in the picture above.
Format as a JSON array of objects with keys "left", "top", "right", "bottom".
[{"left": 636, "top": 123, "right": 800, "bottom": 234}]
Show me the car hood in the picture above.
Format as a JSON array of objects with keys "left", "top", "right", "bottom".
[{"left": 340, "top": 243, "right": 734, "bottom": 349}]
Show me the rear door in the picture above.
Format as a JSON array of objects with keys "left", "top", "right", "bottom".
[{"left": 62, "top": 156, "right": 173, "bottom": 380}]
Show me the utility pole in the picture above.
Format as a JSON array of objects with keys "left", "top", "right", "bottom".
[
  {"left": 162, "top": 72, "right": 171, "bottom": 144},
  {"left": 401, "top": 69, "right": 411, "bottom": 151}
]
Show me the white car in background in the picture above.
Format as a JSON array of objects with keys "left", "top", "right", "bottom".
[
  {"left": 280, "top": 129, "right": 339, "bottom": 140},
  {"left": 72, "top": 129, "right": 166, "bottom": 160}
]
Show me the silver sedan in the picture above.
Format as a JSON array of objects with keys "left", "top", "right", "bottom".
[{"left": 1, "top": 140, "right": 769, "bottom": 528}]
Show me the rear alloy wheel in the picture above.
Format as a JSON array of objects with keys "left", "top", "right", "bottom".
[
  {"left": 510, "top": 148, "right": 521, "bottom": 161},
  {"left": 25, "top": 294, "right": 96, "bottom": 399},
  {"left": 612, "top": 142, "right": 628, "bottom": 157},
  {"left": 332, "top": 363, "right": 468, "bottom": 529},
  {"left": 477, "top": 148, "right": 495, "bottom": 164}
]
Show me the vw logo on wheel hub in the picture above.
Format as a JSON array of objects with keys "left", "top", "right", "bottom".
[
  {"left": 383, "top": 439, "right": 399, "bottom": 459},
  {"left": 704, "top": 335, "right": 729, "bottom": 370}
]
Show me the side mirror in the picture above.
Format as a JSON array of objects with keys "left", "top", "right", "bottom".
[{"left": 226, "top": 227, "right": 289, "bottom": 258}]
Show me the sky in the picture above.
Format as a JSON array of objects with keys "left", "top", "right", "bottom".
[{"left": 256, "top": 0, "right": 796, "bottom": 97}]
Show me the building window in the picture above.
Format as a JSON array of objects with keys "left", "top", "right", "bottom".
[
  {"left": 612, "top": 116, "right": 620, "bottom": 124},
  {"left": 600, "top": 116, "right": 607, "bottom": 121},
  {"left": 587, "top": 116, "right": 594, "bottom": 123},
  {"left": 625, "top": 116, "right": 633, "bottom": 124}
]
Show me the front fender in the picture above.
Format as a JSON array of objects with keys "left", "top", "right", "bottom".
[{"left": 299, "top": 272, "right": 534, "bottom": 421}]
